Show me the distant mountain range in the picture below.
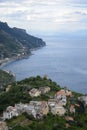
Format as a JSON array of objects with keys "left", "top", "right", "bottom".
[{"left": 0, "top": 21, "right": 46, "bottom": 59}]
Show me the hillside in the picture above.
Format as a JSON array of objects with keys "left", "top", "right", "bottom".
[
  {"left": 0, "top": 76, "right": 60, "bottom": 113},
  {"left": 0, "top": 69, "right": 15, "bottom": 92},
  {"left": 0, "top": 76, "right": 87, "bottom": 130},
  {"left": 0, "top": 21, "right": 46, "bottom": 60}
]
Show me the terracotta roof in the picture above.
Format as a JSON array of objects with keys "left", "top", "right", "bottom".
[
  {"left": 55, "top": 89, "right": 72, "bottom": 97},
  {"left": 55, "top": 90, "right": 66, "bottom": 96}
]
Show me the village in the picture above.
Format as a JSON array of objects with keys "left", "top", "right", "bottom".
[{"left": 0, "top": 85, "right": 87, "bottom": 130}]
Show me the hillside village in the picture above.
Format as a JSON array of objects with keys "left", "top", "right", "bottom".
[
  {"left": 3, "top": 88, "right": 71, "bottom": 120},
  {"left": 0, "top": 76, "right": 87, "bottom": 130}
]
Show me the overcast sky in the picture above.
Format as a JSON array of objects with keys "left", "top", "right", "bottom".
[{"left": 0, "top": 0, "right": 87, "bottom": 34}]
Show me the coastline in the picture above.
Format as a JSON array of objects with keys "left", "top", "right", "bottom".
[
  {"left": 0, "top": 54, "right": 31, "bottom": 68},
  {"left": 0, "top": 58, "right": 18, "bottom": 68},
  {"left": 0, "top": 45, "right": 46, "bottom": 68},
  {"left": 0, "top": 42, "right": 87, "bottom": 94}
]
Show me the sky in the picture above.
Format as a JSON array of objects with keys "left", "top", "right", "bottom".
[{"left": 0, "top": 0, "right": 87, "bottom": 35}]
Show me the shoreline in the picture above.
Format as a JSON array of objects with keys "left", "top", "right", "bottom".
[
  {"left": 0, "top": 45, "right": 45, "bottom": 68},
  {"left": 0, "top": 54, "right": 31, "bottom": 68}
]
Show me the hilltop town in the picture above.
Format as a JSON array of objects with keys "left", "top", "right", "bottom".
[{"left": 0, "top": 76, "right": 87, "bottom": 130}]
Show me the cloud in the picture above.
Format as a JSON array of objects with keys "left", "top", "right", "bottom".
[
  {"left": 0, "top": 0, "right": 21, "bottom": 3},
  {"left": 0, "top": 0, "right": 87, "bottom": 33}
]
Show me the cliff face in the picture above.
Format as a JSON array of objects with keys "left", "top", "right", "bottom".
[{"left": 0, "top": 21, "right": 46, "bottom": 59}]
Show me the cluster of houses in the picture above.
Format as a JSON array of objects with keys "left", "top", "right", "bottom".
[
  {"left": 48, "top": 89, "right": 73, "bottom": 116},
  {"left": 3, "top": 101, "right": 49, "bottom": 120},
  {"left": 2, "top": 86, "right": 87, "bottom": 121},
  {"left": 1, "top": 69, "right": 87, "bottom": 129},
  {"left": 29, "top": 86, "right": 50, "bottom": 97},
  {"left": 3, "top": 88, "right": 73, "bottom": 120}
]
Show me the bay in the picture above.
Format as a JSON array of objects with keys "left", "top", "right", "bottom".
[{"left": 1, "top": 36, "right": 87, "bottom": 94}]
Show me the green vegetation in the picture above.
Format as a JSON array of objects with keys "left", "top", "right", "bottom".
[
  {"left": 18, "top": 76, "right": 60, "bottom": 91},
  {"left": 0, "top": 29, "right": 22, "bottom": 58},
  {"left": 6, "top": 110, "right": 87, "bottom": 130},
  {"left": 0, "top": 76, "right": 60, "bottom": 113},
  {"left": 0, "top": 69, "right": 15, "bottom": 92},
  {"left": 6, "top": 113, "right": 66, "bottom": 130},
  {"left": 0, "top": 69, "right": 15, "bottom": 85},
  {"left": 0, "top": 84, "right": 31, "bottom": 112},
  {"left": 0, "top": 75, "right": 87, "bottom": 130},
  {"left": 6, "top": 114, "right": 31, "bottom": 128}
]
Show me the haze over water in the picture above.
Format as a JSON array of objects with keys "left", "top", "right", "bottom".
[{"left": 1, "top": 35, "right": 87, "bottom": 94}]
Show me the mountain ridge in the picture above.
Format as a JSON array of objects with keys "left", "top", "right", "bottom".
[{"left": 0, "top": 21, "right": 46, "bottom": 60}]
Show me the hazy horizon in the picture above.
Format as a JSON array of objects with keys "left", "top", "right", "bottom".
[{"left": 0, "top": 0, "right": 87, "bottom": 36}]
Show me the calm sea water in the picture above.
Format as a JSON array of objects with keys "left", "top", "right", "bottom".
[{"left": 1, "top": 36, "right": 87, "bottom": 94}]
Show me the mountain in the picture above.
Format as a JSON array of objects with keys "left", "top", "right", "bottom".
[{"left": 0, "top": 21, "right": 46, "bottom": 59}]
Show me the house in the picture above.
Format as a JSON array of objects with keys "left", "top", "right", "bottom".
[
  {"left": 0, "top": 121, "right": 8, "bottom": 130},
  {"left": 48, "top": 99, "right": 66, "bottom": 116},
  {"left": 54, "top": 89, "right": 72, "bottom": 105},
  {"left": 50, "top": 104, "right": 66, "bottom": 116},
  {"left": 3, "top": 101, "right": 49, "bottom": 120},
  {"left": 39, "top": 86, "right": 50, "bottom": 94},
  {"left": 41, "top": 101, "right": 49, "bottom": 115},
  {"left": 15, "top": 103, "right": 28, "bottom": 114},
  {"left": 48, "top": 98, "right": 65, "bottom": 108},
  {"left": 25, "top": 104, "right": 36, "bottom": 118},
  {"left": 29, "top": 88, "right": 41, "bottom": 97},
  {"left": 29, "top": 101, "right": 49, "bottom": 118},
  {"left": 65, "top": 90, "right": 72, "bottom": 97},
  {"left": 55, "top": 89, "right": 72, "bottom": 98},
  {"left": 48, "top": 99, "right": 57, "bottom": 107},
  {"left": 54, "top": 90, "right": 67, "bottom": 106},
  {"left": 3, "top": 106, "right": 19, "bottom": 120}
]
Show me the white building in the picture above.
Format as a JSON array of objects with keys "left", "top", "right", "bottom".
[
  {"left": 29, "top": 88, "right": 41, "bottom": 97},
  {"left": 54, "top": 90, "right": 67, "bottom": 106},
  {"left": 39, "top": 86, "right": 50, "bottom": 94},
  {"left": 25, "top": 104, "right": 36, "bottom": 118},
  {"left": 29, "top": 101, "right": 49, "bottom": 118},
  {"left": 3, "top": 106, "right": 19, "bottom": 120},
  {"left": 15, "top": 103, "right": 28, "bottom": 114},
  {"left": 50, "top": 104, "right": 66, "bottom": 116}
]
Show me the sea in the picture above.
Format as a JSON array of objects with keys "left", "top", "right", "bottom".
[{"left": 1, "top": 35, "right": 87, "bottom": 94}]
